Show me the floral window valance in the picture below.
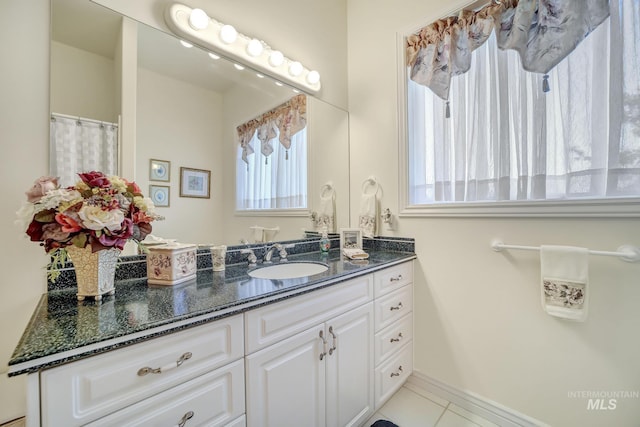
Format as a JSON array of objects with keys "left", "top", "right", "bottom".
[
  {"left": 406, "top": 0, "right": 610, "bottom": 101},
  {"left": 237, "top": 94, "right": 307, "bottom": 165}
]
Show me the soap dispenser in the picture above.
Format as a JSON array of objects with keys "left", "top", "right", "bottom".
[{"left": 319, "top": 227, "right": 330, "bottom": 253}]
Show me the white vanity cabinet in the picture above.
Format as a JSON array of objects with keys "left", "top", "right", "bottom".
[
  {"left": 245, "top": 275, "right": 375, "bottom": 427},
  {"left": 372, "top": 262, "right": 414, "bottom": 409},
  {"left": 37, "top": 314, "right": 245, "bottom": 427}
]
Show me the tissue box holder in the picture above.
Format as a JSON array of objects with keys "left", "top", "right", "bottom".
[{"left": 146, "top": 244, "right": 197, "bottom": 285}]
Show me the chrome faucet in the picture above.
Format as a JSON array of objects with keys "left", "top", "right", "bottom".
[
  {"left": 241, "top": 248, "right": 257, "bottom": 266},
  {"left": 263, "top": 243, "right": 295, "bottom": 263}
]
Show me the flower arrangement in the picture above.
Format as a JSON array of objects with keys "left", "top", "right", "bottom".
[{"left": 17, "top": 171, "right": 161, "bottom": 279}]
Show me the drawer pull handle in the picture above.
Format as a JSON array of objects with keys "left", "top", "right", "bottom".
[
  {"left": 389, "top": 302, "right": 403, "bottom": 311},
  {"left": 390, "top": 275, "right": 403, "bottom": 282},
  {"left": 137, "top": 352, "right": 192, "bottom": 376},
  {"left": 390, "top": 365, "right": 404, "bottom": 378},
  {"left": 319, "top": 330, "right": 328, "bottom": 360},
  {"left": 328, "top": 326, "right": 337, "bottom": 355},
  {"left": 178, "top": 410, "right": 194, "bottom": 427},
  {"left": 390, "top": 332, "right": 403, "bottom": 343}
]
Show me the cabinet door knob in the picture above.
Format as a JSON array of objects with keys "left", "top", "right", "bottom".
[
  {"left": 319, "top": 330, "right": 328, "bottom": 360},
  {"left": 137, "top": 352, "right": 192, "bottom": 376},
  {"left": 178, "top": 410, "right": 194, "bottom": 427},
  {"left": 390, "top": 274, "right": 403, "bottom": 282},
  {"left": 390, "top": 332, "right": 403, "bottom": 343},
  {"left": 389, "top": 302, "right": 403, "bottom": 311}
]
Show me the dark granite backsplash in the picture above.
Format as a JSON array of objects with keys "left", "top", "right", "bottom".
[{"left": 47, "top": 235, "right": 414, "bottom": 292}]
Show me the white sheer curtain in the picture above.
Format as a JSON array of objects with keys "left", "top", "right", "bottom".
[
  {"left": 408, "top": 0, "right": 640, "bottom": 205},
  {"left": 236, "top": 126, "right": 307, "bottom": 210},
  {"left": 50, "top": 114, "right": 119, "bottom": 187}
]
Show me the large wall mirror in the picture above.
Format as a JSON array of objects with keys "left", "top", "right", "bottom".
[{"left": 50, "top": 0, "right": 350, "bottom": 247}]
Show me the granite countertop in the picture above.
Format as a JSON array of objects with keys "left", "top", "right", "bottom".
[{"left": 8, "top": 249, "right": 415, "bottom": 376}]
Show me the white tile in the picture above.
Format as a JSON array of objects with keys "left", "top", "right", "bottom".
[
  {"left": 403, "top": 382, "right": 450, "bottom": 407},
  {"left": 435, "top": 410, "right": 481, "bottom": 427},
  {"left": 378, "top": 387, "right": 446, "bottom": 427},
  {"left": 446, "top": 404, "right": 500, "bottom": 427}
]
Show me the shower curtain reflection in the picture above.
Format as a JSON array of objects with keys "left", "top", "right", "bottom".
[{"left": 50, "top": 113, "right": 119, "bottom": 187}]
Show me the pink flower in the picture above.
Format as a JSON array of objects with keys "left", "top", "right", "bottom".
[
  {"left": 25, "top": 176, "right": 58, "bottom": 203},
  {"left": 97, "top": 218, "right": 133, "bottom": 250},
  {"left": 55, "top": 213, "right": 82, "bottom": 233},
  {"left": 78, "top": 171, "right": 110, "bottom": 188},
  {"left": 41, "top": 223, "right": 70, "bottom": 242}
]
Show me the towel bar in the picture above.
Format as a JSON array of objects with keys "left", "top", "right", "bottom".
[{"left": 491, "top": 240, "right": 640, "bottom": 263}]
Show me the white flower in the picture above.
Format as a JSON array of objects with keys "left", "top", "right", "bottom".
[
  {"left": 133, "top": 196, "right": 156, "bottom": 213},
  {"left": 15, "top": 202, "right": 36, "bottom": 231},
  {"left": 34, "top": 189, "right": 82, "bottom": 215},
  {"left": 78, "top": 205, "right": 124, "bottom": 231},
  {"left": 109, "top": 175, "right": 127, "bottom": 193}
]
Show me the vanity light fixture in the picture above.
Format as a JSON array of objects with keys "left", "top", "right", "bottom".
[
  {"left": 256, "top": 73, "right": 265, "bottom": 78},
  {"left": 246, "top": 39, "right": 264, "bottom": 57},
  {"left": 208, "top": 52, "right": 220, "bottom": 60},
  {"left": 188, "top": 8, "right": 209, "bottom": 30},
  {"left": 234, "top": 63, "right": 245, "bottom": 71},
  {"left": 219, "top": 24, "right": 238, "bottom": 44},
  {"left": 164, "top": 3, "right": 321, "bottom": 93},
  {"left": 179, "top": 40, "right": 193, "bottom": 48}
]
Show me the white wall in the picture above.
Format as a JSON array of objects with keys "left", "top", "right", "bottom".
[
  {"left": 50, "top": 41, "right": 117, "bottom": 122},
  {"left": 347, "top": 1, "right": 640, "bottom": 426},
  {"left": 0, "top": 0, "right": 50, "bottom": 422},
  {"left": 136, "top": 67, "right": 223, "bottom": 244}
]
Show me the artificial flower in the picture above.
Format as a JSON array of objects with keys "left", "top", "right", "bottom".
[{"left": 18, "top": 171, "right": 161, "bottom": 255}]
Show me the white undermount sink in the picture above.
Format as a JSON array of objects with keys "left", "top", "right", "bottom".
[{"left": 248, "top": 262, "right": 328, "bottom": 280}]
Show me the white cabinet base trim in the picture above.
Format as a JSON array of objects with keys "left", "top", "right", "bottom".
[{"left": 406, "top": 372, "right": 548, "bottom": 427}]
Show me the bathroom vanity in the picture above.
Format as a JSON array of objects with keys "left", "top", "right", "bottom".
[{"left": 9, "top": 249, "right": 415, "bottom": 427}]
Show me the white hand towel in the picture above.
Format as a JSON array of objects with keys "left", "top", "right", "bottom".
[
  {"left": 359, "top": 193, "right": 378, "bottom": 238},
  {"left": 317, "top": 189, "right": 336, "bottom": 232},
  {"left": 540, "top": 245, "right": 589, "bottom": 322}
]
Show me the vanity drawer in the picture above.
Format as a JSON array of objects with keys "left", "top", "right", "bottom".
[
  {"left": 374, "top": 342, "right": 413, "bottom": 409},
  {"left": 87, "top": 359, "right": 245, "bottom": 426},
  {"left": 41, "top": 315, "right": 244, "bottom": 427},
  {"left": 374, "top": 261, "right": 413, "bottom": 297},
  {"left": 245, "top": 274, "right": 373, "bottom": 354},
  {"left": 374, "top": 284, "right": 413, "bottom": 332},
  {"left": 374, "top": 312, "right": 413, "bottom": 366}
]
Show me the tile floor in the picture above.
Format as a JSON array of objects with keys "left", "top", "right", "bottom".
[{"left": 365, "top": 383, "right": 499, "bottom": 427}]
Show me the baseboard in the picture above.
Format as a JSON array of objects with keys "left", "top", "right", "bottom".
[{"left": 407, "top": 372, "right": 549, "bottom": 427}]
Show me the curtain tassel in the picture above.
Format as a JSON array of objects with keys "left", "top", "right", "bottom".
[
  {"left": 445, "top": 100, "right": 451, "bottom": 119},
  {"left": 542, "top": 74, "right": 550, "bottom": 93}
]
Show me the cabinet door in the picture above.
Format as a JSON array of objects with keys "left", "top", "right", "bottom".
[
  {"left": 246, "top": 325, "right": 326, "bottom": 427},
  {"left": 325, "top": 303, "right": 374, "bottom": 427}
]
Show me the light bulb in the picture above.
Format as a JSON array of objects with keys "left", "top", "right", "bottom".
[
  {"left": 288, "top": 61, "right": 303, "bottom": 77},
  {"left": 180, "top": 40, "right": 193, "bottom": 48},
  {"left": 219, "top": 25, "right": 237, "bottom": 44},
  {"left": 275, "top": 81, "right": 283, "bottom": 87},
  {"left": 234, "top": 63, "right": 245, "bottom": 71},
  {"left": 306, "top": 70, "right": 320, "bottom": 85},
  {"left": 246, "top": 39, "right": 264, "bottom": 57},
  {"left": 188, "top": 8, "right": 209, "bottom": 30},
  {"left": 256, "top": 73, "right": 264, "bottom": 78},
  {"left": 208, "top": 52, "right": 220, "bottom": 60},
  {"left": 268, "top": 50, "right": 284, "bottom": 67}
]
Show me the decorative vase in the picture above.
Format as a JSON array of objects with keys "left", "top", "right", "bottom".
[{"left": 66, "top": 245, "right": 120, "bottom": 301}]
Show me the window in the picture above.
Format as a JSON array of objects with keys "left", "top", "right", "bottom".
[{"left": 403, "top": 0, "right": 640, "bottom": 216}]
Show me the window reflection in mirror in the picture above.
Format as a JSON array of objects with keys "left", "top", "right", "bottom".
[{"left": 236, "top": 95, "right": 308, "bottom": 211}]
